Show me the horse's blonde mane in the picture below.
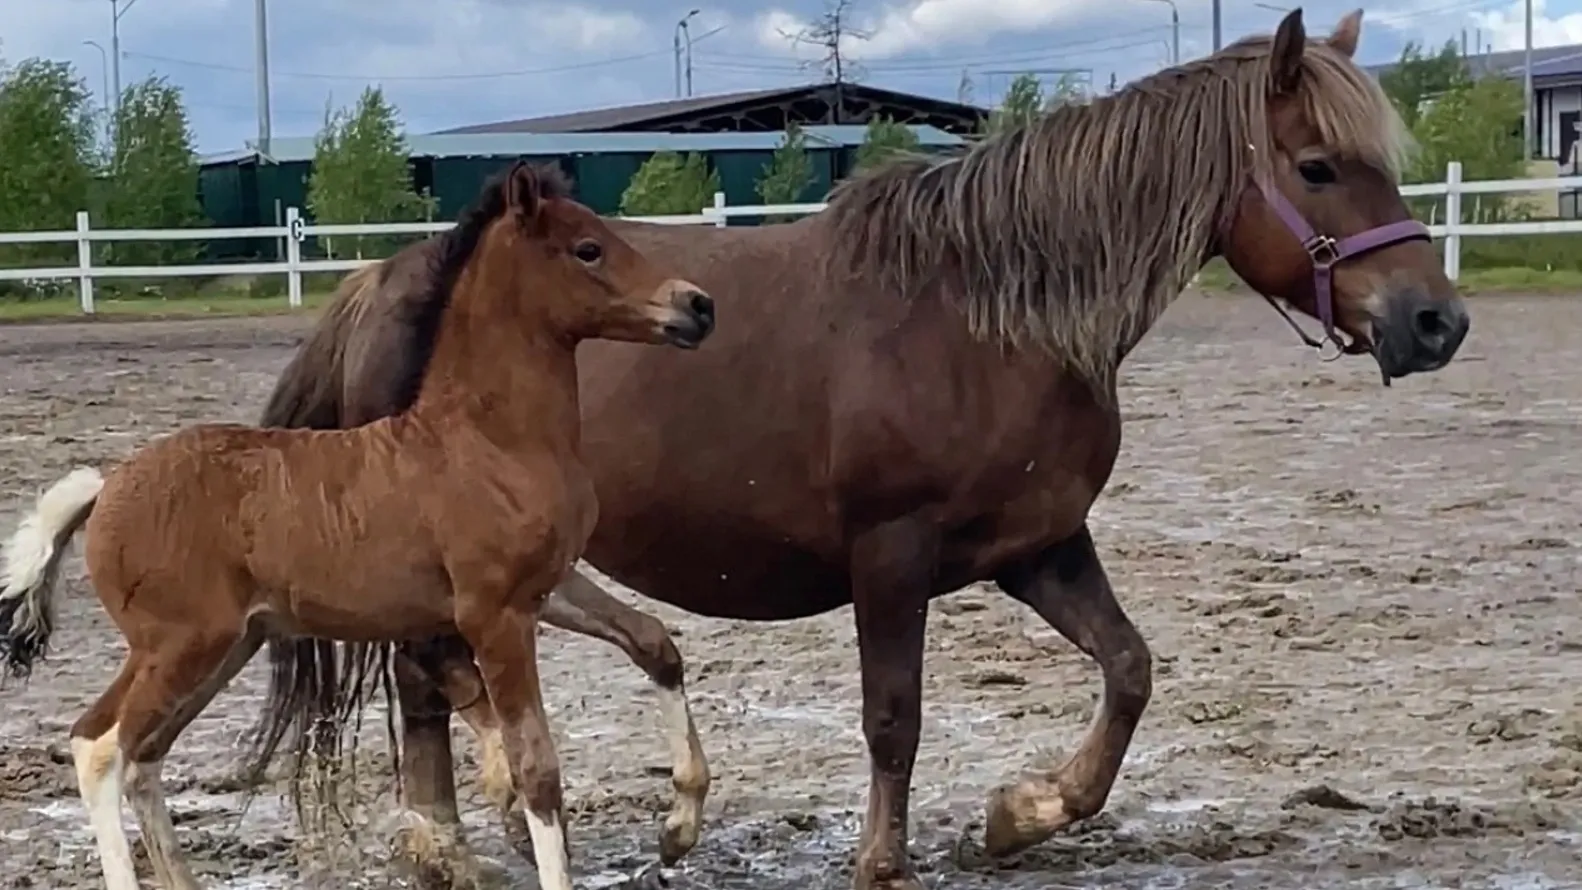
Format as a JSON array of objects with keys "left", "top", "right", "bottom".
[{"left": 821, "top": 31, "right": 1409, "bottom": 395}]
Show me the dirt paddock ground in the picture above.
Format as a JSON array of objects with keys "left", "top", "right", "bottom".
[{"left": 0, "top": 292, "right": 1577, "bottom": 890}]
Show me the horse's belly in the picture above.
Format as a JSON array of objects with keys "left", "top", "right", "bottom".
[{"left": 582, "top": 514, "right": 849, "bottom": 620}]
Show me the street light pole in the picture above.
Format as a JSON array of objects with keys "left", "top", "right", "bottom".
[
  {"left": 82, "top": 41, "right": 110, "bottom": 115},
  {"left": 1146, "top": 0, "right": 1181, "bottom": 65},
  {"left": 675, "top": 9, "right": 700, "bottom": 98}
]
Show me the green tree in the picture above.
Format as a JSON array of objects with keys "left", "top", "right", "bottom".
[
  {"left": 854, "top": 115, "right": 919, "bottom": 172},
  {"left": 306, "top": 86, "right": 432, "bottom": 260},
  {"left": 0, "top": 58, "right": 97, "bottom": 285},
  {"left": 618, "top": 151, "right": 719, "bottom": 216},
  {"left": 102, "top": 76, "right": 202, "bottom": 270},
  {"left": 756, "top": 122, "right": 815, "bottom": 221},
  {"left": 1043, "top": 71, "right": 1088, "bottom": 109},
  {"left": 979, "top": 72, "right": 1045, "bottom": 136},
  {"left": 1378, "top": 39, "right": 1468, "bottom": 129},
  {"left": 1406, "top": 76, "right": 1525, "bottom": 222}
]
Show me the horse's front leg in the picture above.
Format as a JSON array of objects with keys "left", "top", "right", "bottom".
[
  {"left": 547, "top": 570, "right": 710, "bottom": 864},
  {"left": 984, "top": 523, "right": 1153, "bottom": 855},
  {"left": 456, "top": 577, "right": 573, "bottom": 890},
  {"left": 849, "top": 518, "right": 937, "bottom": 890}
]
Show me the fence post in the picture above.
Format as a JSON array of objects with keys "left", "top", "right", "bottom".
[
  {"left": 285, "top": 206, "right": 303, "bottom": 308},
  {"left": 75, "top": 211, "right": 95, "bottom": 315},
  {"left": 1443, "top": 161, "right": 1462, "bottom": 281},
  {"left": 712, "top": 191, "right": 727, "bottom": 229}
]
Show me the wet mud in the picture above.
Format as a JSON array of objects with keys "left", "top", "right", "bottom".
[{"left": 0, "top": 294, "right": 1577, "bottom": 889}]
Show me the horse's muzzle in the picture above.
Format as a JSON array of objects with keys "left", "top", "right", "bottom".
[{"left": 1374, "top": 288, "right": 1470, "bottom": 379}]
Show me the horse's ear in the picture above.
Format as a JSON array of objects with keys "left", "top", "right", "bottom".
[
  {"left": 504, "top": 161, "right": 542, "bottom": 220},
  {"left": 1329, "top": 8, "right": 1363, "bottom": 57},
  {"left": 1270, "top": 8, "right": 1307, "bottom": 95}
]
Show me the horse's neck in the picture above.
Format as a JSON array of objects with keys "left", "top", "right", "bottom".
[{"left": 411, "top": 289, "right": 582, "bottom": 453}]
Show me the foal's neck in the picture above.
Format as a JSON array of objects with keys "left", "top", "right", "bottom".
[{"left": 411, "top": 265, "right": 582, "bottom": 453}]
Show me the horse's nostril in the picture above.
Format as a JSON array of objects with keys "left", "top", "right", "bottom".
[{"left": 1414, "top": 307, "right": 1449, "bottom": 339}]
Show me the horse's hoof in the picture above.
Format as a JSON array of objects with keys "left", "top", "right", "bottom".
[
  {"left": 657, "top": 813, "right": 700, "bottom": 866},
  {"left": 983, "top": 781, "right": 1068, "bottom": 857},
  {"left": 622, "top": 863, "right": 671, "bottom": 889},
  {"left": 852, "top": 853, "right": 925, "bottom": 890}
]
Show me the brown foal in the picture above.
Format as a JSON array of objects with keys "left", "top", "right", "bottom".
[{"left": 0, "top": 161, "right": 714, "bottom": 890}]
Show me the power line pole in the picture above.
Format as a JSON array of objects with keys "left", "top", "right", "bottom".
[
  {"left": 108, "top": 0, "right": 143, "bottom": 124},
  {"left": 255, "top": 0, "right": 272, "bottom": 155},
  {"left": 1524, "top": 0, "right": 1534, "bottom": 158},
  {"left": 1212, "top": 0, "right": 1222, "bottom": 51}
]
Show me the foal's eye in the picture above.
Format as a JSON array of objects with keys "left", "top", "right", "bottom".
[
  {"left": 1297, "top": 160, "right": 1336, "bottom": 185},
  {"left": 573, "top": 240, "right": 603, "bottom": 264}
]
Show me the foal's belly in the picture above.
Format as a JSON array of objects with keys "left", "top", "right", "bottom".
[{"left": 253, "top": 558, "right": 457, "bottom": 642}]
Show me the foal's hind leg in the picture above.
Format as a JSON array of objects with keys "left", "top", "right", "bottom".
[
  {"left": 72, "top": 625, "right": 261, "bottom": 890},
  {"left": 984, "top": 524, "right": 1152, "bottom": 855}
]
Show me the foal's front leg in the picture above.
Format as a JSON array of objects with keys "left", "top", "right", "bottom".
[
  {"left": 984, "top": 524, "right": 1153, "bottom": 854},
  {"left": 455, "top": 577, "right": 572, "bottom": 890}
]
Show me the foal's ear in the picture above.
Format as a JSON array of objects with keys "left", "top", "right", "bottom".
[
  {"left": 1270, "top": 8, "right": 1307, "bottom": 95},
  {"left": 1329, "top": 8, "right": 1363, "bottom": 57},
  {"left": 504, "top": 161, "right": 543, "bottom": 221}
]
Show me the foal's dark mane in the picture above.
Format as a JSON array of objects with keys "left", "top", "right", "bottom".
[{"left": 386, "top": 161, "right": 575, "bottom": 412}]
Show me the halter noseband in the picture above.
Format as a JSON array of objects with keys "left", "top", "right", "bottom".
[{"left": 1253, "top": 178, "right": 1432, "bottom": 361}]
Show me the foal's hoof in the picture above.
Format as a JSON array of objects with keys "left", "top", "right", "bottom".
[
  {"left": 657, "top": 813, "right": 700, "bottom": 866},
  {"left": 502, "top": 809, "right": 536, "bottom": 862}
]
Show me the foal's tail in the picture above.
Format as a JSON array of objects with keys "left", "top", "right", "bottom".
[{"left": 0, "top": 467, "right": 104, "bottom": 679}]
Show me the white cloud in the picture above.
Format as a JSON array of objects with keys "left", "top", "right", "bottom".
[
  {"left": 755, "top": 0, "right": 1101, "bottom": 60},
  {"left": 1470, "top": 0, "right": 1582, "bottom": 49}
]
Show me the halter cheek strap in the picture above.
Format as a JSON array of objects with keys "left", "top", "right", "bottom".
[{"left": 1253, "top": 179, "right": 1432, "bottom": 361}]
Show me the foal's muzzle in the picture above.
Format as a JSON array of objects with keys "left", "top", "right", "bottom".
[{"left": 661, "top": 287, "right": 715, "bottom": 349}]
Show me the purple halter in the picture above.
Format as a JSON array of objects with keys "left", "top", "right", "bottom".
[{"left": 1254, "top": 179, "right": 1432, "bottom": 360}]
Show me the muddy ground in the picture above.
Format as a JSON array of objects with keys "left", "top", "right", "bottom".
[{"left": 0, "top": 293, "right": 1577, "bottom": 890}]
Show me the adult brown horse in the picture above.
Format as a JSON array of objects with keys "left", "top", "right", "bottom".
[
  {"left": 0, "top": 161, "right": 714, "bottom": 890},
  {"left": 250, "top": 11, "right": 1469, "bottom": 889}
]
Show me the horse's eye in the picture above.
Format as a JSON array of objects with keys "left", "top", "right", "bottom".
[
  {"left": 573, "top": 241, "right": 603, "bottom": 264},
  {"left": 1297, "top": 160, "right": 1336, "bottom": 185}
]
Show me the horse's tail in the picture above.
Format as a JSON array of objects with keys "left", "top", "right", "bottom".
[
  {"left": 0, "top": 467, "right": 104, "bottom": 680},
  {"left": 239, "top": 259, "right": 395, "bottom": 804}
]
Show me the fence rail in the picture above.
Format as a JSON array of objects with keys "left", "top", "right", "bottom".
[{"left": 1, "top": 161, "right": 1579, "bottom": 314}]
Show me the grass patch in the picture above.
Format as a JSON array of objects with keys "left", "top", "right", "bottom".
[
  {"left": 0, "top": 292, "right": 334, "bottom": 323},
  {"left": 1454, "top": 266, "right": 1582, "bottom": 294}
]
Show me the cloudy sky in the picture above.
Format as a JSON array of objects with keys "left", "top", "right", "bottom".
[{"left": 2, "top": 0, "right": 1579, "bottom": 152}]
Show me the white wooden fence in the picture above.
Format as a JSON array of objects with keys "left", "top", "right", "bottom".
[{"left": 0, "top": 160, "right": 1578, "bottom": 314}]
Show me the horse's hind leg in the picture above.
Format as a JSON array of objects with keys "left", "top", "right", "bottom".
[
  {"left": 984, "top": 524, "right": 1152, "bottom": 855},
  {"left": 546, "top": 570, "right": 709, "bottom": 864},
  {"left": 391, "top": 639, "right": 500, "bottom": 890},
  {"left": 120, "top": 624, "right": 263, "bottom": 890},
  {"left": 70, "top": 658, "right": 142, "bottom": 890}
]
